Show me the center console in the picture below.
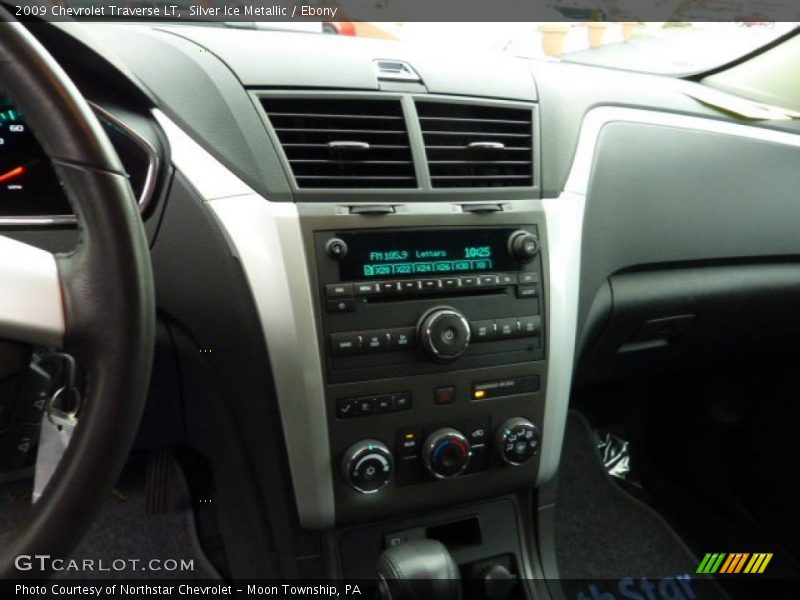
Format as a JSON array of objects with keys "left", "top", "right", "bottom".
[{"left": 302, "top": 206, "right": 548, "bottom": 524}]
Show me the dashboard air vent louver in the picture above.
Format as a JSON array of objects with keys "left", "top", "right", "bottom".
[
  {"left": 261, "top": 97, "right": 416, "bottom": 189},
  {"left": 416, "top": 101, "right": 533, "bottom": 188}
]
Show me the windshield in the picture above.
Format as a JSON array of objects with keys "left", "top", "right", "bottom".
[
  {"left": 352, "top": 22, "right": 798, "bottom": 75},
  {"left": 27, "top": 0, "right": 800, "bottom": 76}
]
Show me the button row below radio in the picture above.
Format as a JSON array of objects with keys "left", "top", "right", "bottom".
[
  {"left": 470, "top": 315, "right": 541, "bottom": 342},
  {"left": 330, "top": 327, "right": 415, "bottom": 356},
  {"left": 348, "top": 273, "right": 530, "bottom": 297}
]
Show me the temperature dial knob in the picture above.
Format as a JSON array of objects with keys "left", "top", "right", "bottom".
[
  {"left": 507, "top": 230, "right": 540, "bottom": 263},
  {"left": 496, "top": 417, "right": 540, "bottom": 466},
  {"left": 341, "top": 439, "right": 393, "bottom": 494},
  {"left": 417, "top": 306, "right": 471, "bottom": 362},
  {"left": 422, "top": 428, "right": 472, "bottom": 479}
]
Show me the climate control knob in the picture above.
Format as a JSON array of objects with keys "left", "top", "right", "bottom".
[
  {"left": 422, "top": 428, "right": 472, "bottom": 479},
  {"left": 341, "top": 439, "right": 393, "bottom": 494},
  {"left": 496, "top": 417, "right": 540, "bottom": 466},
  {"left": 507, "top": 230, "right": 540, "bottom": 263},
  {"left": 417, "top": 307, "right": 471, "bottom": 362}
]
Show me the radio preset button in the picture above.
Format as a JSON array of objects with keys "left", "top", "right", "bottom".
[
  {"left": 496, "top": 318, "right": 519, "bottom": 338},
  {"left": 355, "top": 282, "right": 380, "bottom": 295},
  {"left": 380, "top": 281, "right": 401, "bottom": 295},
  {"left": 420, "top": 279, "right": 443, "bottom": 292},
  {"left": 387, "top": 327, "right": 414, "bottom": 350},
  {"left": 441, "top": 277, "right": 461, "bottom": 290},
  {"left": 470, "top": 320, "right": 497, "bottom": 342},
  {"left": 518, "top": 316, "right": 541, "bottom": 337},
  {"left": 518, "top": 272, "right": 538, "bottom": 284},
  {"left": 498, "top": 273, "right": 516, "bottom": 285},
  {"left": 399, "top": 280, "right": 420, "bottom": 294},
  {"left": 480, "top": 274, "right": 501, "bottom": 287},
  {"left": 459, "top": 276, "right": 480, "bottom": 288},
  {"left": 330, "top": 332, "right": 361, "bottom": 355},
  {"left": 362, "top": 332, "right": 387, "bottom": 352}
]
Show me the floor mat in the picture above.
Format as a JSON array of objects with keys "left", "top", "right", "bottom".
[
  {"left": 555, "top": 412, "right": 728, "bottom": 599},
  {"left": 0, "top": 457, "right": 220, "bottom": 580}
]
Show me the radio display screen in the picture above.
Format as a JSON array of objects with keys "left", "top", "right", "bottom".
[{"left": 335, "top": 228, "right": 520, "bottom": 280}]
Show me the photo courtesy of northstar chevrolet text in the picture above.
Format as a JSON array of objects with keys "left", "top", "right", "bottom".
[{"left": 0, "top": 0, "right": 798, "bottom": 598}]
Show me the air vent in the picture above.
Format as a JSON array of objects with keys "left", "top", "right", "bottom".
[
  {"left": 416, "top": 102, "right": 533, "bottom": 188},
  {"left": 261, "top": 97, "right": 416, "bottom": 189}
]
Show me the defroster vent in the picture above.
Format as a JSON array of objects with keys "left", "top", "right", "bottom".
[
  {"left": 417, "top": 101, "right": 533, "bottom": 188},
  {"left": 262, "top": 97, "right": 416, "bottom": 189}
]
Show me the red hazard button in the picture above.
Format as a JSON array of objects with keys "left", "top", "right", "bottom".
[{"left": 434, "top": 386, "right": 456, "bottom": 405}]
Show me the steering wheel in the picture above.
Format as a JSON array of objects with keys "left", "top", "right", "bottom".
[{"left": 0, "top": 15, "right": 155, "bottom": 575}]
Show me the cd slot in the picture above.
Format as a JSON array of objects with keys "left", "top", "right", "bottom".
[{"left": 366, "top": 287, "right": 507, "bottom": 303}]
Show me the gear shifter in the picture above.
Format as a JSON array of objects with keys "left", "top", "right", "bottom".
[{"left": 377, "top": 539, "right": 462, "bottom": 600}]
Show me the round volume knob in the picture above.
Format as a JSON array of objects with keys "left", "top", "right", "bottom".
[
  {"left": 508, "top": 230, "right": 539, "bottom": 263},
  {"left": 422, "top": 428, "right": 472, "bottom": 479},
  {"left": 325, "top": 237, "right": 348, "bottom": 259},
  {"left": 417, "top": 306, "right": 471, "bottom": 362},
  {"left": 341, "top": 439, "right": 393, "bottom": 494},
  {"left": 496, "top": 418, "right": 540, "bottom": 466}
]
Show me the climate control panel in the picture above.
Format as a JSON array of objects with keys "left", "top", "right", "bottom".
[{"left": 341, "top": 417, "right": 540, "bottom": 495}]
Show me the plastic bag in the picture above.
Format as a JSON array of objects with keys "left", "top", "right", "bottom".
[{"left": 595, "top": 431, "right": 632, "bottom": 481}]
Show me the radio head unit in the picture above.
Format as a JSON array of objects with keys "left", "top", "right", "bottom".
[{"left": 314, "top": 225, "right": 544, "bottom": 383}]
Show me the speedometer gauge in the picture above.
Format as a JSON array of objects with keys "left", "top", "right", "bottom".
[{"left": 0, "top": 103, "right": 72, "bottom": 218}]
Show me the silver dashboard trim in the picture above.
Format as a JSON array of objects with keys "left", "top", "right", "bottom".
[
  {"left": 91, "top": 102, "right": 160, "bottom": 214},
  {"left": 153, "top": 109, "right": 335, "bottom": 529},
  {"left": 537, "top": 192, "right": 584, "bottom": 487},
  {"left": 0, "top": 234, "right": 65, "bottom": 347},
  {"left": 0, "top": 102, "right": 159, "bottom": 226},
  {"left": 536, "top": 106, "right": 800, "bottom": 488}
]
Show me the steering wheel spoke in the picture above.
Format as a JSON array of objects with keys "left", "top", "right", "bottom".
[{"left": 0, "top": 234, "right": 65, "bottom": 348}]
